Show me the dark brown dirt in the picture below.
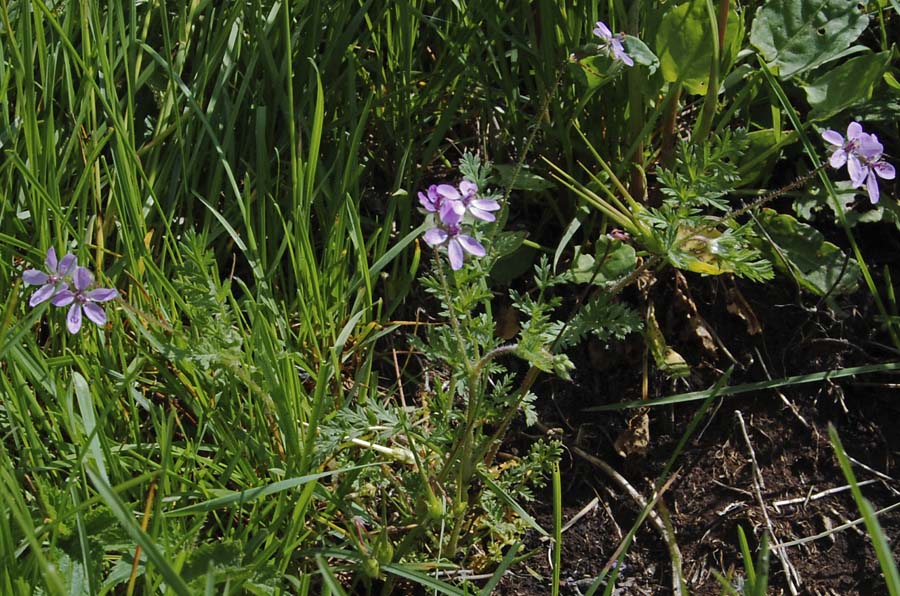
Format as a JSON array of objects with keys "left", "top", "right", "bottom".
[{"left": 494, "top": 271, "right": 900, "bottom": 595}]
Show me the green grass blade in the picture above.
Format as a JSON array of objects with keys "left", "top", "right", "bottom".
[
  {"left": 315, "top": 555, "right": 350, "bottom": 596},
  {"left": 587, "top": 362, "right": 900, "bottom": 411},
  {"left": 829, "top": 425, "right": 900, "bottom": 596},
  {"left": 478, "top": 543, "right": 521, "bottom": 596},
  {"left": 165, "top": 463, "right": 383, "bottom": 516}
]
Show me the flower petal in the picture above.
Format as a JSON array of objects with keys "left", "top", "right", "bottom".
[
  {"left": 821, "top": 130, "right": 844, "bottom": 147},
  {"left": 848, "top": 155, "right": 866, "bottom": 187},
  {"left": 469, "top": 207, "right": 496, "bottom": 222},
  {"left": 423, "top": 228, "right": 448, "bottom": 247},
  {"left": 846, "top": 121, "right": 863, "bottom": 140},
  {"left": 418, "top": 191, "right": 436, "bottom": 211},
  {"left": 593, "top": 21, "right": 612, "bottom": 41},
  {"left": 857, "top": 133, "right": 884, "bottom": 159},
  {"left": 457, "top": 234, "right": 486, "bottom": 257},
  {"left": 45, "top": 247, "right": 58, "bottom": 271},
  {"left": 51, "top": 289, "right": 75, "bottom": 307},
  {"left": 874, "top": 160, "right": 896, "bottom": 180},
  {"left": 29, "top": 284, "right": 56, "bottom": 307},
  {"left": 459, "top": 180, "right": 478, "bottom": 197},
  {"left": 86, "top": 287, "right": 118, "bottom": 302},
  {"left": 866, "top": 172, "right": 880, "bottom": 204},
  {"left": 447, "top": 239, "right": 464, "bottom": 270},
  {"left": 74, "top": 267, "right": 93, "bottom": 291},
  {"left": 828, "top": 149, "right": 847, "bottom": 169},
  {"left": 435, "top": 184, "right": 461, "bottom": 201},
  {"left": 469, "top": 199, "right": 500, "bottom": 212},
  {"left": 67, "top": 304, "right": 83, "bottom": 334},
  {"left": 83, "top": 303, "right": 107, "bottom": 326},
  {"left": 612, "top": 39, "right": 633, "bottom": 66},
  {"left": 58, "top": 254, "right": 78, "bottom": 276},
  {"left": 22, "top": 270, "right": 49, "bottom": 286},
  {"left": 439, "top": 203, "right": 463, "bottom": 226}
]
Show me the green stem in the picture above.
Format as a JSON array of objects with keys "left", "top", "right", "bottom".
[{"left": 692, "top": 0, "right": 721, "bottom": 142}]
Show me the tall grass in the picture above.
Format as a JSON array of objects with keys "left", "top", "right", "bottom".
[
  {"left": 3, "top": 0, "right": 897, "bottom": 593},
  {"left": 0, "top": 1, "right": 642, "bottom": 592}
]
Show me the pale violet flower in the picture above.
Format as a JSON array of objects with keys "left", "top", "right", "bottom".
[
  {"left": 423, "top": 210, "right": 485, "bottom": 270},
  {"left": 436, "top": 180, "right": 501, "bottom": 222},
  {"left": 418, "top": 184, "right": 463, "bottom": 222},
  {"left": 51, "top": 266, "right": 118, "bottom": 334},
  {"left": 823, "top": 123, "right": 895, "bottom": 204},
  {"left": 849, "top": 135, "right": 895, "bottom": 205},
  {"left": 822, "top": 122, "right": 867, "bottom": 170},
  {"left": 22, "top": 247, "right": 77, "bottom": 307},
  {"left": 592, "top": 21, "right": 634, "bottom": 67}
]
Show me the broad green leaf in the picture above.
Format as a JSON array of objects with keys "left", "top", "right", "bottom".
[
  {"left": 885, "top": 71, "right": 900, "bottom": 91},
  {"left": 493, "top": 165, "right": 554, "bottom": 192},
  {"left": 565, "top": 237, "right": 636, "bottom": 285},
  {"left": 804, "top": 51, "right": 892, "bottom": 120},
  {"left": 52, "top": 547, "right": 88, "bottom": 596},
  {"left": 749, "top": 0, "right": 868, "bottom": 79},
  {"left": 656, "top": 0, "right": 743, "bottom": 95},
  {"left": 491, "top": 231, "right": 527, "bottom": 260},
  {"left": 754, "top": 208, "right": 860, "bottom": 295},
  {"left": 570, "top": 54, "right": 625, "bottom": 91},
  {"left": 623, "top": 35, "right": 659, "bottom": 74},
  {"left": 667, "top": 226, "right": 732, "bottom": 276}
]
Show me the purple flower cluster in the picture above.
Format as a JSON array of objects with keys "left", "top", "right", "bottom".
[
  {"left": 823, "top": 122, "right": 895, "bottom": 204},
  {"left": 22, "top": 247, "right": 118, "bottom": 334},
  {"left": 418, "top": 179, "right": 500, "bottom": 270},
  {"left": 592, "top": 21, "right": 634, "bottom": 67}
]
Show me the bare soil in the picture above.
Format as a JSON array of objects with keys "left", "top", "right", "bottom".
[{"left": 496, "top": 270, "right": 900, "bottom": 595}]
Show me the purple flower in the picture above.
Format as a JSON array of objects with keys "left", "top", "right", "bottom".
[
  {"left": 418, "top": 184, "right": 463, "bottom": 223},
  {"left": 822, "top": 122, "right": 867, "bottom": 170},
  {"left": 423, "top": 216, "right": 486, "bottom": 270},
  {"left": 823, "top": 122, "right": 895, "bottom": 204},
  {"left": 51, "top": 267, "right": 118, "bottom": 334},
  {"left": 433, "top": 180, "right": 501, "bottom": 222},
  {"left": 22, "top": 247, "right": 78, "bottom": 307},
  {"left": 592, "top": 21, "right": 634, "bottom": 67},
  {"left": 849, "top": 136, "right": 895, "bottom": 205}
]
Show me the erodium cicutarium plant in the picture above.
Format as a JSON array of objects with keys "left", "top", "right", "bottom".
[{"left": 823, "top": 122, "right": 896, "bottom": 204}]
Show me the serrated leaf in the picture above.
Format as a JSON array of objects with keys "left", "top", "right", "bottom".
[
  {"left": 656, "top": 0, "right": 743, "bottom": 95},
  {"left": 749, "top": 0, "right": 868, "bottom": 79},
  {"left": 181, "top": 540, "right": 244, "bottom": 584},
  {"left": 804, "top": 51, "right": 891, "bottom": 120},
  {"left": 754, "top": 209, "right": 860, "bottom": 295}
]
